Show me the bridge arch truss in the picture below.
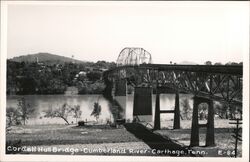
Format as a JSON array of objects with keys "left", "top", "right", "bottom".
[{"left": 116, "top": 47, "right": 152, "bottom": 66}]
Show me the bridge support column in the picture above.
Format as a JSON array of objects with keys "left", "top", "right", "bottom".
[
  {"left": 190, "top": 96, "right": 200, "bottom": 146},
  {"left": 190, "top": 96, "right": 215, "bottom": 147},
  {"left": 154, "top": 89, "right": 180, "bottom": 130},
  {"left": 103, "top": 78, "right": 114, "bottom": 99},
  {"left": 133, "top": 87, "right": 152, "bottom": 122},
  {"left": 154, "top": 90, "right": 161, "bottom": 130},
  {"left": 113, "top": 79, "right": 127, "bottom": 120},
  {"left": 115, "top": 79, "right": 127, "bottom": 96},
  {"left": 173, "top": 92, "right": 180, "bottom": 129},
  {"left": 206, "top": 99, "right": 215, "bottom": 146}
]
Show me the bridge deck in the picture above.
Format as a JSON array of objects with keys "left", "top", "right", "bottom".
[{"left": 105, "top": 64, "right": 242, "bottom": 75}]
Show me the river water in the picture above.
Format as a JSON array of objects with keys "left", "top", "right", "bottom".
[{"left": 6, "top": 94, "right": 193, "bottom": 125}]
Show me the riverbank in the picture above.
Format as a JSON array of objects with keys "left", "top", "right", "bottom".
[
  {"left": 6, "top": 123, "right": 191, "bottom": 156},
  {"left": 6, "top": 124, "right": 157, "bottom": 156},
  {"left": 153, "top": 119, "right": 242, "bottom": 157},
  {"left": 6, "top": 120, "right": 241, "bottom": 157},
  {"left": 6, "top": 124, "right": 140, "bottom": 146}
]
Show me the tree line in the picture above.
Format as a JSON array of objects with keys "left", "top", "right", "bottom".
[
  {"left": 204, "top": 61, "right": 242, "bottom": 65},
  {"left": 7, "top": 60, "right": 116, "bottom": 95}
]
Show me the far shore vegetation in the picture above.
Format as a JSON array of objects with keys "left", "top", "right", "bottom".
[{"left": 7, "top": 57, "right": 115, "bottom": 95}]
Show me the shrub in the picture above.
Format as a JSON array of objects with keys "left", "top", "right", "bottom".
[{"left": 78, "top": 121, "right": 85, "bottom": 126}]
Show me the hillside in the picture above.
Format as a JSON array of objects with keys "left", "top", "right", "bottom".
[
  {"left": 178, "top": 61, "right": 199, "bottom": 65},
  {"left": 9, "top": 53, "right": 85, "bottom": 64}
]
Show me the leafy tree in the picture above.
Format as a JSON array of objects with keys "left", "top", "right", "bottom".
[
  {"left": 214, "top": 62, "right": 222, "bottom": 65},
  {"left": 89, "top": 82, "right": 105, "bottom": 94},
  {"left": 87, "top": 71, "right": 102, "bottom": 81},
  {"left": 181, "top": 98, "right": 192, "bottom": 120},
  {"left": 78, "top": 82, "right": 105, "bottom": 94},
  {"left": 17, "top": 97, "right": 35, "bottom": 125},
  {"left": 226, "top": 62, "right": 239, "bottom": 65},
  {"left": 214, "top": 102, "right": 241, "bottom": 119},
  {"left": 6, "top": 107, "right": 21, "bottom": 127},
  {"left": 18, "top": 77, "right": 36, "bottom": 94},
  {"left": 44, "top": 103, "right": 71, "bottom": 125},
  {"left": 70, "top": 105, "right": 82, "bottom": 123},
  {"left": 47, "top": 78, "right": 67, "bottom": 94},
  {"left": 198, "top": 103, "right": 208, "bottom": 120},
  {"left": 91, "top": 102, "right": 101, "bottom": 122},
  {"left": 214, "top": 103, "right": 228, "bottom": 119},
  {"left": 205, "top": 61, "right": 212, "bottom": 65}
]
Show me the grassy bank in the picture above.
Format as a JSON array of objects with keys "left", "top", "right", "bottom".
[
  {"left": 6, "top": 124, "right": 140, "bottom": 146},
  {"left": 6, "top": 119, "right": 242, "bottom": 157},
  {"left": 154, "top": 119, "right": 242, "bottom": 157},
  {"left": 6, "top": 124, "right": 151, "bottom": 156}
]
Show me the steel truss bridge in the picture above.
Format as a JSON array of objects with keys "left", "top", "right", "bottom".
[{"left": 103, "top": 47, "right": 243, "bottom": 147}]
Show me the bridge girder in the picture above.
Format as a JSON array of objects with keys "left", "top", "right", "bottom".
[{"left": 103, "top": 64, "right": 243, "bottom": 106}]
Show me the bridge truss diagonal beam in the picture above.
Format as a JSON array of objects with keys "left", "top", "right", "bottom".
[{"left": 104, "top": 64, "right": 242, "bottom": 106}]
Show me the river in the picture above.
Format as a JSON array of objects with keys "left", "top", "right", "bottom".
[{"left": 6, "top": 94, "right": 193, "bottom": 125}]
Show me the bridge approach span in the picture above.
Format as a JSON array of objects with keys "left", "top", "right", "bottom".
[{"left": 104, "top": 64, "right": 242, "bottom": 106}]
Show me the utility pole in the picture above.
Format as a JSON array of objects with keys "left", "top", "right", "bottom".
[{"left": 229, "top": 117, "right": 242, "bottom": 158}]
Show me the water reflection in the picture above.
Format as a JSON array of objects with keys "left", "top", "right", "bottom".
[
  {"left": 7, "top": 94, "right": 193, "bottom": 125},
  {"left": 7, "top": 95, "right": 111, "bottom": 125}
]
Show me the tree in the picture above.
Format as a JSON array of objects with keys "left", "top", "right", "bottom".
[
  {"left": 70, "top": 105, "right": 82, "bottom": 123},
  {"left": 18, "top": 77, "right": 36, "bottom": 94},
  {"left": 91, "top": 102, "right": 101, "bottom": 122},
  {"left": 205, "top": 61, "right": 212, "bottom": 65},
  {"left": 214, "top": 62, "right": 222, "bottom": 65},
  {"left": 181, "top": 98, "right": 192, "bottom": 120},
  {"left": 214, "top": 102, "right": 228, "bottom": 119},
  {"left": 47, "top": 78, "right": 67, "bottom": 94},
  {"left": 17, "top": 97, "right": 35, "bottom": 125},
  {"left": 44, "top": 103, "right": 71, "bottom": 125},
  {"left": 198, "top": 103, "right": 208, "bottom": 120},
  {"left": 214, "top": 102, "right": 240, "bottom": 119},
  {"left": 6, "top": 107, "right": 21, "bottom": 127},
  {"left": 226, "top": 62, "right": 239, "bottom": 65},
  {"left": 89, "top": 82, "right": 106, "bottom": 94},
  {"left": 87, "top": 71, "right": 102, "bottom": 81}
]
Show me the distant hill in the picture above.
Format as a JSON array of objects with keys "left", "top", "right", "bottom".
[
  {"left": 178, "top": 61, "right": 199, "bottom": 65},
  {"left": 9, "top": 53, "right": 85, "bottom": 64}
]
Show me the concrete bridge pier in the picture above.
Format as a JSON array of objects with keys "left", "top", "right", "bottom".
[
  {"left": 113, "top": 79, "right": 127, "bottom": 120},
  {"left": 154, "top": 90, "right": 161, "bottom": 130},
  {"left": 173, "top": 92, "right": 180, "bottom": 129},
  {"left": 154, "top": 89, "right": 181, "bottom": 130},
  {"left": 190, "top": 96, "right": 215, "bottom": 147},
  {"left": 114, "top": 79, "right": 127, "bottom": 96},
  {"left": 133, "top": 87, "right": 152, "bottom": 122},
  {"left": 103, "top": 77, "right": 114, "bottom": 99}
]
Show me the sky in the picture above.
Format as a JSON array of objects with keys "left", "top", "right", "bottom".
[{"left": 7, "top": 1, "right": 249, "bottom": 64}]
